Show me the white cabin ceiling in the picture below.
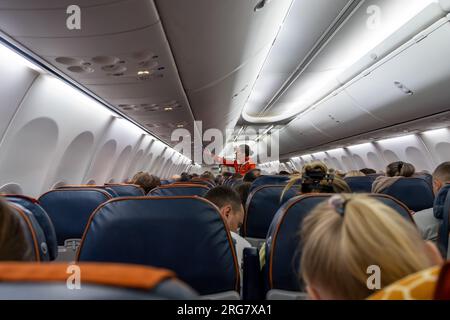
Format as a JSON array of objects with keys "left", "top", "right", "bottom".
[{"left": 0, "top": 0, "right": 449, "bottom": 159}]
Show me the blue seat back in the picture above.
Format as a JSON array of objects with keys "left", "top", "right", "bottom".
[
  {"left": 243, "top": 185, "right": 298, "bottom": 239},
  {"left": 382, "top": 178, "right": 434, "bottom": 212},
  {"left": 104, "top": 184, "right": 144, "bottom": 197},
  {"left": 265, "top": 194, "right": 414, "bottom": 292},
  {"left": 39, "top": 188, "right": 112, "bottom": 245},
  {"left": 7, "top": 202, "right": 43, "bottom": 261},
  {"left": 436, "top": 184, "right": 450, "bottom": 257},
  {"left": 344, "top": 176, "right": 377, "bottom": 193},
  {"left": 77, "top": 197, "right": 239, "bottom": 295},
  {"left": 5, "top": 195, "right": 57, "bottom": 261},
  {"left": 148, "top": 184, "right": 209, "bottom": 197},
  {"left": 250, "top": 175, "right": 293, "bottom": 192}
]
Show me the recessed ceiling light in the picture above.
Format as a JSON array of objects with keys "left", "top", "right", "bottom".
[
  {"left": 137, "top": 70, "right": 150, "bottom": 76},
  {"left": 164, "top": 107, "right": 173, "bottom": 111},
  {"left": 177, "top": 124, "right": 184, "bottom": 128}
]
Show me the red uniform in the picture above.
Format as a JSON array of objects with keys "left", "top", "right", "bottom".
[{"left": 220, "top": 156, "right": 256, "bottom": 175}]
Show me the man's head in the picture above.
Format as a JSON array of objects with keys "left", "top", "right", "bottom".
[
  {"left": 204, "top": 186, "right": 244, "bottom": 233},
  {"left": 432, "top": 162, "right": 450, "bottom": 194}
]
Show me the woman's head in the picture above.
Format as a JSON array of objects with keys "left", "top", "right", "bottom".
[
  {"left": 0, "top": 199, "right": 33, "bottom": 261},
  {"left": 386, "top": 161, "right": 415, "bottom": 177},
  {"left": 131, "top": 172, "right": 161, "bottom": 194},
  {"left": 300, "top": 194, "right": 442, "bottom": 300}
]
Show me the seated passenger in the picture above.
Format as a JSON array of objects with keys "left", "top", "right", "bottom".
[
  {"left": 243, "top": 168, "right": 261, "bottom": 183},
  {"left": 279, "top": 171, "right": 290, "bottom": 176},
  {"left": 179, "top": 172, "right": 192, "bottom": 182},
  {"left": 0, "top": 199, "right": 33, "bottom": 261},
  {"left": 345, "top": 170, "right": 365, "bottom": 178},
  {"left": 414, "top": 162, "right": 450, "bottom": 242},
  {"left": 234, "top": 182, "right": 252, "bottom": 209},
  {"left": 360, "top": 168, "right": 377, "bottom": 175},
  {"left": 372, "top": 161, "right": 415, "bottom": 193},
  {"left": 131, "top": 172, "right": 161, "bottom": 194},
  {"left": 204, "top": 186, "right": 251, "bottom": 268},
  {"left": 300, "top": 194, "right": 443, "bottom": 300},
  {"left": 283, "top": 162, "right": 351, "bottom": 196},
  {"left": 200, "top": 171, "right": 215, "bottom": 182}
]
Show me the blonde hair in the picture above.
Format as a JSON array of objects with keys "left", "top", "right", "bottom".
[
  {"left": 300, "top": 194, "right": 434, "bottom": 300},
  {"left": 282, "top": 161, "right": 351, "bottom": 198},
  {"left": 345, "top": 170, "right": 365, "bottom": 178}
]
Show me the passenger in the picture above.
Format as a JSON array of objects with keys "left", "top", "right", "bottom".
[
  {"left": 279, "top": 170, "right": 290, "bottom": 176},
  {"left": 131, "top": 172, "right": 161, "bottom": 194},
  {"left": 215, "top": 175, "right": 224, "bottom": 186},
  {"left": 204, "top": 186, "right": 251, "bottom": 268},
  {"left": 222, "top": 171, "right": 233, "bottom": 179},
  {"left": 283, "top": 162, "right": 351, "bottom": 196},
  {"left": 0, "top": 199, "right": 33, "bottom": 261},
  {"left": 414, "top": 162, "right": 450, "bottom": 242},
  {"left": 372, "top": 161, "right": 415, "bottom": 193},
  {"left": 234, "top": 182, "right": 252, "bottom": 209},
  {"left": 243, "top": 168, "right": 261, "bottom": 183},
  {"left": 345, "top": 170, "right": 365, "bottom": 178},
  {"left": 191, "top": 173, "right": 199, "bottom": 178},
  {"left": 200, "top": 171, "right": 215, "bottom": 182},
  {"left": 360, "top": 168, "right": 377, "bottom": 175},
  {"left": 300, "top": 194, "right": 443, "bottom": 300},
  {"left": 232, "top": 173, "right": 243, "bottom": 180},
  {"left": 179, "top": 172, "right": 191, "bottom": 182}
]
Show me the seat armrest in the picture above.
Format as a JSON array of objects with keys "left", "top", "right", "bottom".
[{"left": 242, "top": 247, "right": 263, "bottom": 300}]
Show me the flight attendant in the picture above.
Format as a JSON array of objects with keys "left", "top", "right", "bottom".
[{"left": 211, "top": 144, "right": 256, "bottom": 176}]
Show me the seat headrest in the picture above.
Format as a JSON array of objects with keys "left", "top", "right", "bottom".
[
  {"left": 104, "top": 184, "right": 145, "bottom": 197},
  {"left": 5, "top": 195, "right": 58, "bottom": 261},
  {"left": 148, "top": 184, "right": 209, "bottom": 197},
  {"left": 0, "top": 262, "right": 197, "bottom": 299},
  {"left": 56, "top": 185, "right": 118, "bottom": 197},
  {"left": 383, "top": 178, "right": 434, "bottom": 212},
  {"left": 77, "top": 196, "right": 239, "bottom": 295},
  {"left": 243, "top": 185, "right": 297, "bottom": 239},
  {"left": 266, "top": 193, "right": 415, "bottom": 292},
  {"left": 250, "top": 175, "right": 295, "bottom": 192},
  {"left": 344, "top": 176, "right": 377, "bottom": 193},
  {"left": 39, "top": 188, "right": 111, "bottom": 245}
]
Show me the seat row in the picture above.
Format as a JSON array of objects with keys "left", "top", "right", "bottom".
[{"left": 5, "top": 184, "right": 447, "bottom": 299}]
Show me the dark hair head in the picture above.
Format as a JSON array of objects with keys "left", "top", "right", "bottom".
[
  {"left": 204, "top": 186, "right": 243, "bottom": 212},
  {"left": 0, "top": 199, "right": 33, "bottom": 261},
  {"left": 234, "top": 182, "right": 252, "bottom": 208},
  {"left": 279, "top": 171, "right": 290, "bottom": 176},
  {"left": 243, "top": 169, "right": 261, "bottom": 182},
  {"left": 360, "top": 168, "right": 377, "bottom": 175},
  {"left": 386, "top": 161, "right": 415, "bottom": 177},
  {"left": 131, "top": 172, "right": 161, "bottom": 194},
  {"left": 239, "top": 144, "right": 251, "bottom": 158},
  {"left": 222, "top": 171, "right": 233, "bottom": 178},
  {"left": 179, "top": 172, "right": 191, "bottom": 182}
]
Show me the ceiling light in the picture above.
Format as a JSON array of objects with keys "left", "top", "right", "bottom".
[
  {"left": 177, "top": 124, "right": 184, "bottom": 128},
  {"left": 164, "top": 107, "right": 173, "bottom": 111},
  {"left": 137, "top": 70, "right": 150, "bottom": 76}
]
